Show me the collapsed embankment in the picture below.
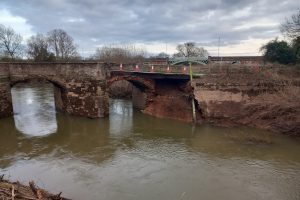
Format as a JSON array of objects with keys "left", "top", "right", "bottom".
[{"left": 194, "top": 65, "right": 300, "bottom": 136}]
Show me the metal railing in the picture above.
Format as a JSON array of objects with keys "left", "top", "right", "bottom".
[
  {"left": 109, "top": 64, "right": 190, "bottom": 75},
  {"left": 108, "top": 63, "right": 277, "bottom": 78}
]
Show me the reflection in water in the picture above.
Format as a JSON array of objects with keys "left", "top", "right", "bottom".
[
  {"left": 109, "top": 99, "right": 133, "bottom": 137},
  {"left": 11, "top": 82, "right": 57, "bottom": 136},
  {"left": 0, "top": 83, "right": 300, "bottom": 200}
]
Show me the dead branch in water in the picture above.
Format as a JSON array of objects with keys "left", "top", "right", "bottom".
[{"left": 0, "top": 175, "right": 70, "bottom": 200}]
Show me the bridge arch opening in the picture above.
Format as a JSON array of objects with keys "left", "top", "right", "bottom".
[
  {"left": 108, "top": 76, "right": 155, "bottom": 111},
  {"left": 10, "top": 79, "right": 65, "bottom": 136},
  {"left": 108, "top": 80, "right": 133, "bottom": 100}
]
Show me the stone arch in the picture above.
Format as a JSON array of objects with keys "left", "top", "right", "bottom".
[
  {"left": 107, "top": 75, "right": 156, "bottom": 110},
  {"left": 10, "top": 76, "right": 66, "bottom": 89},
  {"left": 9, "top": 76, "right": 67, "bottom": 113},
  {"left": 107, "top": 75, "right": 155, "bottom": 92}
]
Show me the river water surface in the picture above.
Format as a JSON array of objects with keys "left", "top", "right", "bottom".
[{"left": 0, "top": 82, "right": 300, "bottom": 200}]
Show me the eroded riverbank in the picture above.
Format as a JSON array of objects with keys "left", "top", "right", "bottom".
[{"left": 193, "top": 66, "right": 300, "bottom": 135}]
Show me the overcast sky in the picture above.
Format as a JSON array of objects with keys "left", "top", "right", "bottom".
[{"left": 0, "top": 0, "right": 299, "bottom": 57}]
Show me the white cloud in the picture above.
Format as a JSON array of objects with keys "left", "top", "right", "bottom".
[
  {"left": 65, "top": 17, "right": 85, "bottom": 23},
  {"left": 207, "top": 38, "right": 272, "bottom": 56},
  {"left": 0, "top": 9, "right": 34, "bottom": 40},
  {"left": 233, "top": 20, "right": 279, "bottom": 31}
]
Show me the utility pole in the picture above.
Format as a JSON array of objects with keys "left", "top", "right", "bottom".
[
  {"left": 218, "top": 36, "right": 220, "bottom": 58},
  {"left": 189, "top": 60, "right": 196, "bottom": 123},
  {"left": 218, "top": 36, "right": 223, "bottom": 63},
  {"left": 166, "top": 43, "right": 167, "bottom": 54},
  {"left": 186, "top": 43, "right": 196, "bottom": 123}
]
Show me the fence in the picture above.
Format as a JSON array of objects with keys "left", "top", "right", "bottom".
[{"left": 108, "top": 63, "right": 268, "bottom": 76}]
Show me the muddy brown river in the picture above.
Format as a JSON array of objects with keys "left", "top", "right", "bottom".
[{"left": 0, "top": 82, "right": 300, "bottom": 200}]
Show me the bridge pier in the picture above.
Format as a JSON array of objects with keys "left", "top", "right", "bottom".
[
  {"left": 62, "top": 80, "right": 109, "bottom": 118},
  {"left": 0, "top": 66, "right": 13, "bottom": 117},
  {"left": 132, "top": 85, "right": 147, "bottom": 110},
  {"left": 143, "top": 79, "right": 197, "bottom": 122}
]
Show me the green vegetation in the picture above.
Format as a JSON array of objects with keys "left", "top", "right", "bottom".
[
  {"left": 261, "top": 10, "right": 300, "bottom": 64},
  {"left": 260, "top": 39, "right": 295, "bottom": 64},
  {"left": 292, "top": 36, "right": 300, "bottom": 62}
]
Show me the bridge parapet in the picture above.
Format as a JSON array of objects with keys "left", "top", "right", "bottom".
[
  {"left": 108, "top": 63, "right": 261, "bottom": 76},
  {"left": 169, "top": 56, "right": 208, "bottom": 65},
  {"left": 3, "top": 62, "right": 106, "bottom": 80}
]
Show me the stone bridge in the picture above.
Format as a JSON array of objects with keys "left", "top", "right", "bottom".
[
  {"left": 0, "top": 62, "right": 196, "bottom": 122},
  {"left": 0, "top": 62, "right": 108, "bottom": 118}
]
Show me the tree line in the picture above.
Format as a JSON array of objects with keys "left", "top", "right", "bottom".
[
  {"left": 260, "top": 10, "right": 300, "bottom": 64},
  {"left": 90, "top": 42, "right": 208, "bottom": 63},
  {"left": 0, "top": 23, "right": 209, "bottom": 63},
  {"left": 0, "top": 26, "right": 80, "bottom": 61},
  {"left": 0, "top": 25, "right": 153, "bottom": 62}
]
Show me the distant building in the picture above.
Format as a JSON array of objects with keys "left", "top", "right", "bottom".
[
  {"left": 208, "top": 56, "right": 264, "bottom": 66},
  {"left": 143, "top": 56, "right": 264, "bottom": 67},
  {"left": 143, "top": 58, "right": 168, "bottom": 66}
]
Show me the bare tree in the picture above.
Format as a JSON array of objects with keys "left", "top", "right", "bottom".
[
  {"left": 47, "top": 29, "right": 78, "bottom": 60},
  {"left": 0, "top": 24, "right": 23, "bottom": 59},
  {"left": 173, "top": 42, "right": 209, "bottom": 58},
  {"left": 93, "top": 44, "right": 146, "bottom": 63},
  {"left": 27, "top": 34, "right": 55, "bottom": 61},
  {"left": 280, "top": 10, "right": 300, "bottom": 40}
]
